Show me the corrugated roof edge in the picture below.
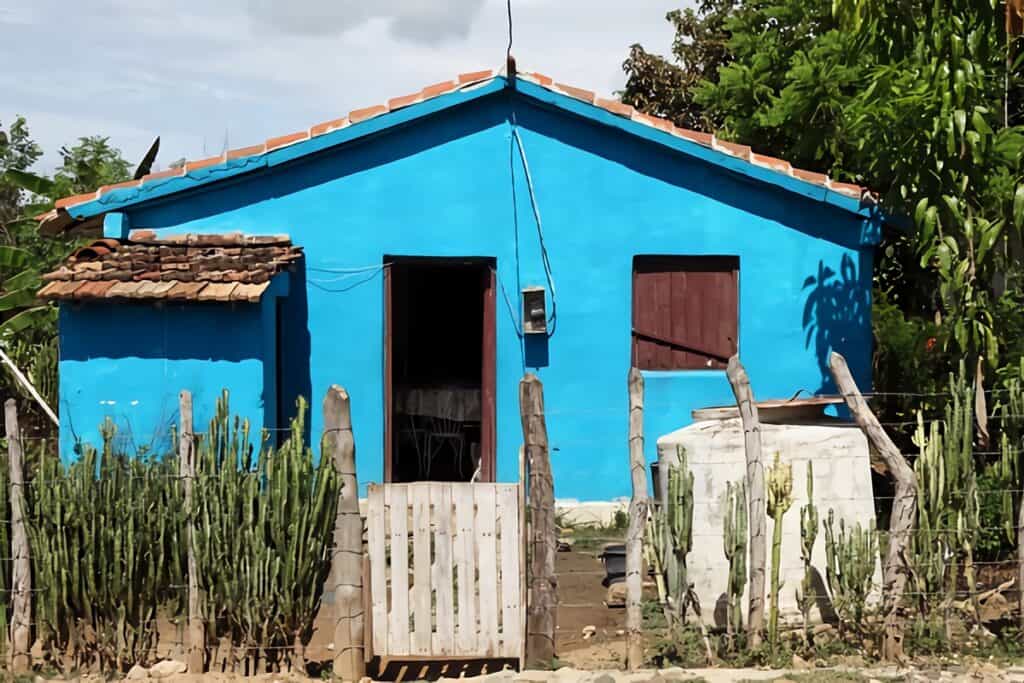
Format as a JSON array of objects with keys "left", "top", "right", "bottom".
[{"left": 38, "top": 67, "right": 875, "bottom": 234}]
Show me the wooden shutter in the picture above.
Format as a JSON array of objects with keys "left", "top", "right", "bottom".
[{"left": 632, "top": 256, "right": 738, "bottom": 370}]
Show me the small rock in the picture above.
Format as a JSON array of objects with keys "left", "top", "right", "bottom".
[
  {"left": 616, "top": 629, "right": 626, "bottom": 637},
  {"left": 659, "top": 668, "right": 690, "bottom": 682},
  {"left": 327, "top": 642, "right": 335, "bottom": 650},
  {"left": 148, "top": 659, "right": 187, "bottom": 679},
  {"left": 582, "top": 625, "right": 597, "bottom": 636},
  {"left": 126, "top": 665, "right": 148, "bottom": 681},
  {"left": 590, "top": 674, "right": 616, "bottom": 683},
  {"left": 791, "top": 654, "right": 811, "bottom": 670},
  {"left": 606, "top": 582, "right": 627, "bottom": 607}
]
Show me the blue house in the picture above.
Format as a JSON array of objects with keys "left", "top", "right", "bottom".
[{"left": 37, "top": 67, "right": 880, "bottom": 501}]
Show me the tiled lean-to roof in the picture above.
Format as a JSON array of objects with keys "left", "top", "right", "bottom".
[
  {"left": 37, "top": 232, "right": 301, "bottom": 303},
  {"left": 37, "top": 68, "right": 873, "bottom": 235}
]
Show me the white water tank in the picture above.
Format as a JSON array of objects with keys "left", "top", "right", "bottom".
[{"left": 655, "top": 399, "right": 881, "bottom": 627}]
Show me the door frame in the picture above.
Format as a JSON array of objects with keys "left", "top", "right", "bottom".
[{"left": 383, "top": 257, "right": 497, "bottom": 482}]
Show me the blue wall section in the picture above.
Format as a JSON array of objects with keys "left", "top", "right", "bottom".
[
  {"left": 58, "top": 89, "right": 874, "bottom": 499},
  {"left": 59, "top": 301, "right": 275, "bottom": 458}
]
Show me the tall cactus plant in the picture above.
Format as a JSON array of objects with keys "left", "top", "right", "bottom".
[
  {"left": 824, "top": 509, "right": 877, "bottom": 635},
  {"left": 766, "top": 452, "right": 793, "bottom": 648},
  {"left": 663, "top": 447, "right": 695, "bottom": 621},
  {"left": 722, "top": 479, "right": 747, "bottom": 646},
  {"left": 911, "top": 362, "right": 980, "bottom": 625},
  {"left": 796, "top": 461, "right": 818, "bottom": 643}
]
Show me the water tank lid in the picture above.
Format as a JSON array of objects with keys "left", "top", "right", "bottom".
[{"left": 692, "top": 396, "right": 843, "bottom": 423}]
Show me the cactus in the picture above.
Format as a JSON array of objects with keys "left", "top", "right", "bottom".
[
  {"left": 824, "top": 509, "right": 877, "bottom": 634},
  {"left": 911, "top": 362, "right": 981, "bottom": 626},
  {"left": 796, "top": 461, "right": 818, "bottom": 643},
  {"left": 765, "top": 452, "right": 793, "bottom": 648},
  {"left": 662, "top": 447, "right": 695, "bottom": 622},
  {"left": 722, "top": 479, "right": 747, "bottom": 645}
]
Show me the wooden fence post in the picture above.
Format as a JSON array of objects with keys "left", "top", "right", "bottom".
[
  {"left": 725, "top": 356, "right": 766, "bottom": 649},
  {"left": 179, "top": 391, "right": 204, "bottom": 673},
  {"left": 626, "top": 368, "right": 647, "bottom": 670},
  {"left": 520, "top": 374, "right": 556, "bottom": 668},
  {"left": 326, "top": 386, "right": 365, "bottom": 681},
  {"left": 829, "top": 352, "right": 916, "bottom": 661},
  {"left": 5, "top": 399, "right": 30, "bottom": 673}
]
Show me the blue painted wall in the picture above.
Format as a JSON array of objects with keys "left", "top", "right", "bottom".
[
  {"left": 57, "top": 88, "right": 875, "bottom": 500},
  {"left": 58, "top": 291, "right": 281, "bottom": 459}
]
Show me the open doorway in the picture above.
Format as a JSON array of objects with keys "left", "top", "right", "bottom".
[{"left": 385, "top": 257, "right": 496, "bottom": 483}]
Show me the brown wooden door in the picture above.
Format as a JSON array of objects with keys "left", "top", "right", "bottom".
[{"left": 480, "top": 268, "right": 497, "bottom": 481}]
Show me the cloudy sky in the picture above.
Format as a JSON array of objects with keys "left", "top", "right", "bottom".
[{"left": 0, "top": 0, "right": 687, "bottom": 174}]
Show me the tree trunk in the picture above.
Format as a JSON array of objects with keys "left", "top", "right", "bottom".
[
  {"left": 326, "top": 386, "right": 366, "bottom": 681},
  {"left": 726, "top": 356, "right": 766, "bottom": 649},
  {"left": 5, "top": 399, "right": 30, "bottom": 673},
  {"left": 521, "top": 374, "right": 556, "bottom": 668},
  {"left": 829, "top": 351, "right": 916, "bottom": 662},
  {"left": 180, "top": 391, "right": 205, "bottom": 673},
  {"left": 626, "top": 368, "right": 647, "bottom": 670}
]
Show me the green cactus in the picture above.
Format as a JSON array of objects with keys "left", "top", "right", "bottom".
[
  {"left": 824, "top": 509, "right": 877, "bottom": 635},
  {"left": 911, "top": 362, "right": 981, "bottom": 625},
  {"left": 722, "top": 479, "right": 747, "bottom": 645},
  {"left": 796, "top": 461, "right": 818, "bottom": 643},
  {"left": 766, "top": 452, "right": 793, "bottom": 649},
  {"left": 663, "top": 447, "right": 695, "bottom": 622}
]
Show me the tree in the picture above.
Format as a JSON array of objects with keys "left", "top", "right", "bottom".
[
  {"left": 620, "top": 2, "right": 736, "bottom": 131},
  {"left": 52, "top": 136, "right": 132, "bottom": 198},
  {"left": 0, "top": 118, "right": 43, "bottom": 237},
  {"left": 623, "top": 0, "right": 1024, "bottom": 407},
  {"left": 0, "top": 127, "right": 132, "bottom": 426}
]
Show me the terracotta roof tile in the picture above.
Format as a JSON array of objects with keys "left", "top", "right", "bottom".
[
  {"left": 45, "top": 67, "right": 872, "bottom": 218},
  {"left": 266, "top": 131, "right": 309, "bottom": 151},
  {"left": 141, "top": 167, "right": 185, "bottom": 183},
  {"left": 459, "top": 69, "right": 493, "bottom": 84},
  {"left": 349, "top": 104, "right": 387, "bottom": 124},
  {"left": 596, "top": 98, "right": 634, "bottom": 118},
  {"left": 421, "top": 80, "right": 457, "bottom": 98},
  {"left": 555, "top": 83, "right": 595, "bottom": 103},
  {"left": 310, "top": 118, "right": 348, "bottom": 137},
  {"left": 227, "top": 144, "right": 266, "bottom": 160},
  {"left": 39, "top": 234, "right": 301, "bottom": 303},
  {"left": 387, "top": 92, "right": 422, "bottom": 111},
  {"left": 185, "top": 155, "right": 225, "bottom": 173},
  {"left": 713, "top": 138, "right": 752, "bottom": 160}
]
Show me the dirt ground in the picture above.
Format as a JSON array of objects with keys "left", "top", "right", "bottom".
[{"left": 554, "top": 547, "right": 630, "bottom": 670}]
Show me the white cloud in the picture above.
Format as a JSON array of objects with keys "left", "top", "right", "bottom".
[{"left": 0, "top": 0, "right": 687, "bottom": 174}]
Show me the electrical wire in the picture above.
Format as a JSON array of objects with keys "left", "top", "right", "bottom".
[{"left": 511, "top": 116, "right": 558, "bottom": 337}]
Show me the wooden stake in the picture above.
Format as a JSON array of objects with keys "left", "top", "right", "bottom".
[
  {"left": 726, "top": 356, "right": 766, "bottom": 649},
  {"left": 829, "top": 352, "right": 915, "bottom": 662},
  {"left": 520, "top": 374, "right": 556, "bottom": 668},
  {"left": 179, "top": 391, "right": 205, "bottom": 673},
  {"left": 626, "top": 368, "right": 647, "bottom": 670},
  {"left": 5, "top": 399, "right": 30, "bottom": 673},
  {"left": 326, "top": 385, "right": 366, "bottom": 680}
]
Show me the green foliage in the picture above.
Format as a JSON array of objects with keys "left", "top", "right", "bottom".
[
  {"left": 27, "top": 420, "right": 185, "bottom": 670},
  {"left": 24, "top": 392, "right": 337, "bottom": 672},
  {"left": 620, "top": 1, "right": 736, "bottom": 131},
  {"left": 721, "top": 479, "right": 747, "bottom": 642},
  {"left": 765, "top": 452, "right": 793, "bottom": 649},
  {"left": 623, "top": 0, "right": 1024, "bottom": 421},
  {"left": 911, "top": 362, "right": 983, "bottom": 621},
  {"left": 52, "top": 136, "right": 132, "bottom": 199},
  {"left": 823, "top": 509, "right": 878, "bottom": 633},
  {"left": 649, "top": 448, "right": 695, "bottom": 623},
  {"left": 192, "top": 391, "right": 338, "bottom": 670},
  {"left": 796, "top": 461, "right": 819, "bottom": 642}
]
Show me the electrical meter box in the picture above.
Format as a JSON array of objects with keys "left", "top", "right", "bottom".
[{"left": 522, "top": 286, "right": 547, "bottom": 335}]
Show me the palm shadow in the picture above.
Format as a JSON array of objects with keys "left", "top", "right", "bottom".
[{"left": 802, "top": 254, "right": 870, "bottom": 394}]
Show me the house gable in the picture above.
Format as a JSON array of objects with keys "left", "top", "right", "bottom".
[{"left": 39, "top": 70, "right": 878, "bottom": 238}]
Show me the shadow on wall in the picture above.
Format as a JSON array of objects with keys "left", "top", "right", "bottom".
[
  {"left": 712, "top": 566, "right": 837, "bottom": 630},
  {"left": 277, "top": 263, "right": 313, "bottom": 445},
  {"left": 802, "top": 254, "right": 871, "bottom": 395}
]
